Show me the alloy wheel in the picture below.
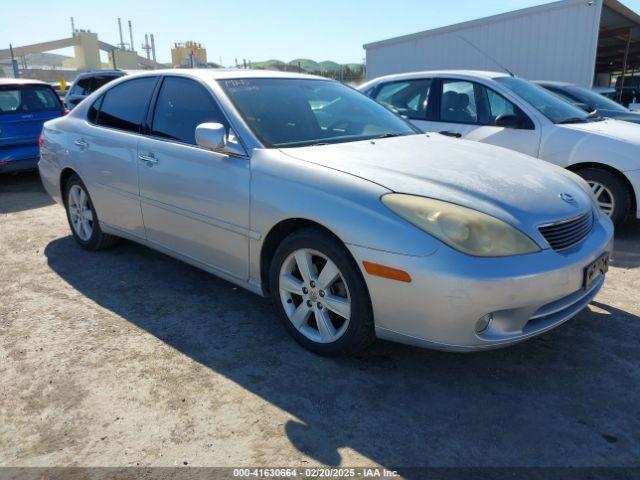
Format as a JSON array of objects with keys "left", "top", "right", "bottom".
[
  {"left": 278, "top": 248, "right": 351, "bottom": 344},
  {"left": 588, "top": 181, "right": 615, "bottom": 217},
  {"left": 67, "top": 184, "right": 94, "bottom": 241}
]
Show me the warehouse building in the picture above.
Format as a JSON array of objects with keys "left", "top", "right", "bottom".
[{"left": 364, "top": 0, "right": 640, "bottom": 88}]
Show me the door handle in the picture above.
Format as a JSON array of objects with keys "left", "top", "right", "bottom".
[
  {"left": 73, "top": 139, "right": 89, "bottom": 149},
  {"left": 138, "top": 154, "right": 158, "bottom": 166},
  {"left": 439, "top": 131, "right": 462, "bottom": 138}
]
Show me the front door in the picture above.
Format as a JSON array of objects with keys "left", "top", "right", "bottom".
[
  {"left": 137, "top": 76, "right": 250, "bottom": 280},
  {"left": 423, "top": 79, "right": 541, "bottom": 158}
]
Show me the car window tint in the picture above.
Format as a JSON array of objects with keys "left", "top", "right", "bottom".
[
  {"left": 87, "top": 95, "right": 103, "bottom": 124},
  {"left": 0, "top": 85, "right": 61, "bottom": 114},
  {"left": 151, "top": 77, "right": 227, "bottom": 145},
  {"left": 70, "top": 77, "right": 92, "bottom": 96},
  {"left": 96, "top": 77, "right": 156, "bottom": 133},
  {"left": 441, "top": 80, "right": 478, "bottom": 124},
  {"left": 91, "top": 76, "right": 119, "bottom": 93},
  {"left": 375, "top": 79, "right": 432, "bottom": 120}
]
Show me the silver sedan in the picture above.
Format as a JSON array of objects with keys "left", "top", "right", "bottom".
[{"left": 38, "top": 70, "right": 613, "bottom": 356}]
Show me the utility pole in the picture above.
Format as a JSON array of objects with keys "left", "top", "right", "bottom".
[
  {"left": 9, "top": 44, "right": 19, "bottom": 78},
  {"left": 117, "top": 18, "right": 125, "bottom": 50},
  {"left": 128, "top": 20, "right": 134, "bottom": 52}
]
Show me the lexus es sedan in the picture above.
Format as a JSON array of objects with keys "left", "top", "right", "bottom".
[
  {"left": 360, "top": 71, "right": 640, "bottom": 226},
  {"left": 39, "top": 70, "right": 613, "bottom": 356}
]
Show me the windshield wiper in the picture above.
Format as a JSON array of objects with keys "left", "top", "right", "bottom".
[
  {"left": 376, "top": 133, "right": 404, "bottom": 139},
  {"left": 556, "top": 117, "right": 588, "bottom": 124}
]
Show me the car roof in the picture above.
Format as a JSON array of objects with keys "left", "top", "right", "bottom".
[
  {"left": 534, "top": 80, "right": 573, "bottom": 88},
  {"left": 120, "top": 68, "right": 327, "bottom": 82},
  {"left": 0, "top": 78, "right": 50, "bottom": 86},
  {"left": 365, "top": 70, "right": 510, "bottom": 84}
]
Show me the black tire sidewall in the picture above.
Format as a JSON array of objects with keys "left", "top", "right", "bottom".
[
  {"left": 575, "top": 167, "right": 631, "bottom": 226},
  {"left": 269, "top": 228, "right": 375, "bottom": 356},
  {"left": 63, "top": 175, "right": 103, "bottom": 250}
]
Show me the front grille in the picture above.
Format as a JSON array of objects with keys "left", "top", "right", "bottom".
[{"left": 538, "top": 211, "right": 594, "bottom": 251}]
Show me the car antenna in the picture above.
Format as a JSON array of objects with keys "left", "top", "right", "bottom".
[{"left": 457, "top": 35, "right": 516, "bottom": 77}]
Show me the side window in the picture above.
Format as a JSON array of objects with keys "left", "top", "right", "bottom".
[
  {"left": 96, "top": 77, "right": 157, "bottom": 133},
  {"left": 151, "top": 77, "right": 227, "bottom": 145},
  {"left": 440, "top": 80, "right": 478, "bottom": 124},
  {"left": 91, "top": 75, "right": 119, "bottom": 93},
  {"left": 87, "top": 95, "right": 103, "bottom": 124},
  {"left": 486, "top": 88, "right": 516, "bottom": 118},
  {"left": 479, "top": 86, "right": 533, "bottom": 129},
  {"left": 375, "top": 79, "right": 432, "bottom": 120},
  {"left": 70, "top": 77, "right": 92, "bottom": 96}
]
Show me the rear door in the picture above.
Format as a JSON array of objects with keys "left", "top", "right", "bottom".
[
  {"left": 137, "top": 76, "right": 251, "bottom": 279},
  {"left": 424, "top": 78, "right": 541, "bottom": 157},
  {"left": 0, "top": 84, "right": 64, "bottom": 162},
  {"left": 371, "top": 78, "right": 435, "bottom": 132},
  {"left": 76, "top": 76, "right": 158, "bottom": 239}
]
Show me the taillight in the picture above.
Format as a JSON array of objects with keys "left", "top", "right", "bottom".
[
  {"left": 63, "top": 109, "right": 70, "bottom": 116},
  {"left": 38, "top": 134, "right": 44, "bottom": 148}
]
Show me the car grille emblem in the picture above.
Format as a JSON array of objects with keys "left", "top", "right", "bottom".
[{"left": 559, "top": 193, "right": 577, "bottom": 206}]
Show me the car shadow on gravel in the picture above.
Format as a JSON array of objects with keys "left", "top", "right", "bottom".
[
  {"left": 611, "top": 218, "right": 640, "bottom": 268},
  {"left": 44, "top": 235, "right": 640, "bottom": 472},
  {"left": 0, "top": 172, "right": 54, "bottom": 214}
]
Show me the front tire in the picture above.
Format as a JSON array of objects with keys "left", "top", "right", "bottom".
[
  {"left": 63, "top": 174, "right": 118, "bottom": 250},
  {"left": 269, "top": 228, "right": 375, "bottom": 356},
  {"left": 575, "top": 167, "right": 631, "bottom": 226}
]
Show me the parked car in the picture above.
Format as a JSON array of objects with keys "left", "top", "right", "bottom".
[
  {"left": 39, "top": 70, "right": 612, "bottom": 356},
  {"left": 360, "top": 71, "right": 640, "bottom": 225},
  {"left": 592, "top": 86, "right": 617, "bottom": 101},
  {"left": 535, "top": 80, "right": 640, "bottom": 124},
  {"left": 64, "top": 70, "right": 126, "bottom": 109},
  {"left": 0, "top": 78, "right": 65, "bottom": 173}
]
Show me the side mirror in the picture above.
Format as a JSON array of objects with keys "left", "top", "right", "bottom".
[
  {"left": 195, "top": 122, "right": 226, "bottom": 151},
  {"left": 495, "top": 114, "right": 521, "bottom": 129}
]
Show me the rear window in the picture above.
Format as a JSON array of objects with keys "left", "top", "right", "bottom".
[{"left": 0, "top": 85, "right": 61, "bottom": 114}]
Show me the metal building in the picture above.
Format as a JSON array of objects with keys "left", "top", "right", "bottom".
[{"left": 363, "top": 0, "right": 640, "bottom": 88}]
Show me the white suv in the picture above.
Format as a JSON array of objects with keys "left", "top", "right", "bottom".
[{"left": 360, "top": 71, "right": 640, "bottom": 226}]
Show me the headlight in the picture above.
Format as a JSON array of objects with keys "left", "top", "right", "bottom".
[{"left": 382, "top": 194, "right": 541, "bottom": 257}]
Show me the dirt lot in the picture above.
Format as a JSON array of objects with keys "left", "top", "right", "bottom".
[{"left": 1, "top": 172, "right": 639, "bottom": 469}]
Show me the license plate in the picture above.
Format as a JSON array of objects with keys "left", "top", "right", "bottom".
[{"left": 583, "top": 253, "right": 610, "bottom": 290}]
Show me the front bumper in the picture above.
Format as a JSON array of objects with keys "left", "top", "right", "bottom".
[{"left": 348, "top": 213, "right": 614, "bottom": 351}]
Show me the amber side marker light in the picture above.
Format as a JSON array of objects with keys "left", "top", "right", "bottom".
[{"left": 363, "top": 261, "right": 412, "bottom": 283}]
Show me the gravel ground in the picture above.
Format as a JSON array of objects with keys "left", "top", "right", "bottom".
[{"left": 1, "top": 172, "right": 639, "bottom": 470}]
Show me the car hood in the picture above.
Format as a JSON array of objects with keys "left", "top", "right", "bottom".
[
  {"left": 597, "top": 110, "right": 640, "bottom": 124},
  {"left": 559, "top": 118, "right": 640, "bottom": 143},
  {"left": 281, "top": 134, "right": 592, "bottom": 229}
]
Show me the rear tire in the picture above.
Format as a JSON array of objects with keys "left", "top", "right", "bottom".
[
  {"left": 63, "top": 174, "right": 118, "bottom": 250},
  {"left": 574, "top": 167, "right": 631, "bottom": 226},
  {"left": 269, "top": 227, "right": 375, "bottom": 356}
]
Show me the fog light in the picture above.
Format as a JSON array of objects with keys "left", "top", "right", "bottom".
[{"left": 475, "top": 313, "right": 493, "bottom": 333}]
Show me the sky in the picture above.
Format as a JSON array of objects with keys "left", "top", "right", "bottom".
[{"left": 3, "top": 0, "right": 640, "bottom": 66}]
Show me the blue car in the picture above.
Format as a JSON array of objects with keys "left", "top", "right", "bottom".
[{"left": 1, "top": 78, "right": 65, "bottom": 173}]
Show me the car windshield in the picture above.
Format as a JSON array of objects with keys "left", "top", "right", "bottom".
[
  {"left": 0, "top": 85, "right": 61, "bottom": 114},
  {"left": 495, "top": 77, "right": 590, "bottom": 124},
  {"left": 219, "top": 78, "right": 417, "bottom": 148},
  {"left": 567, "top": 86, "right": 628, "bottom": 112}
]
